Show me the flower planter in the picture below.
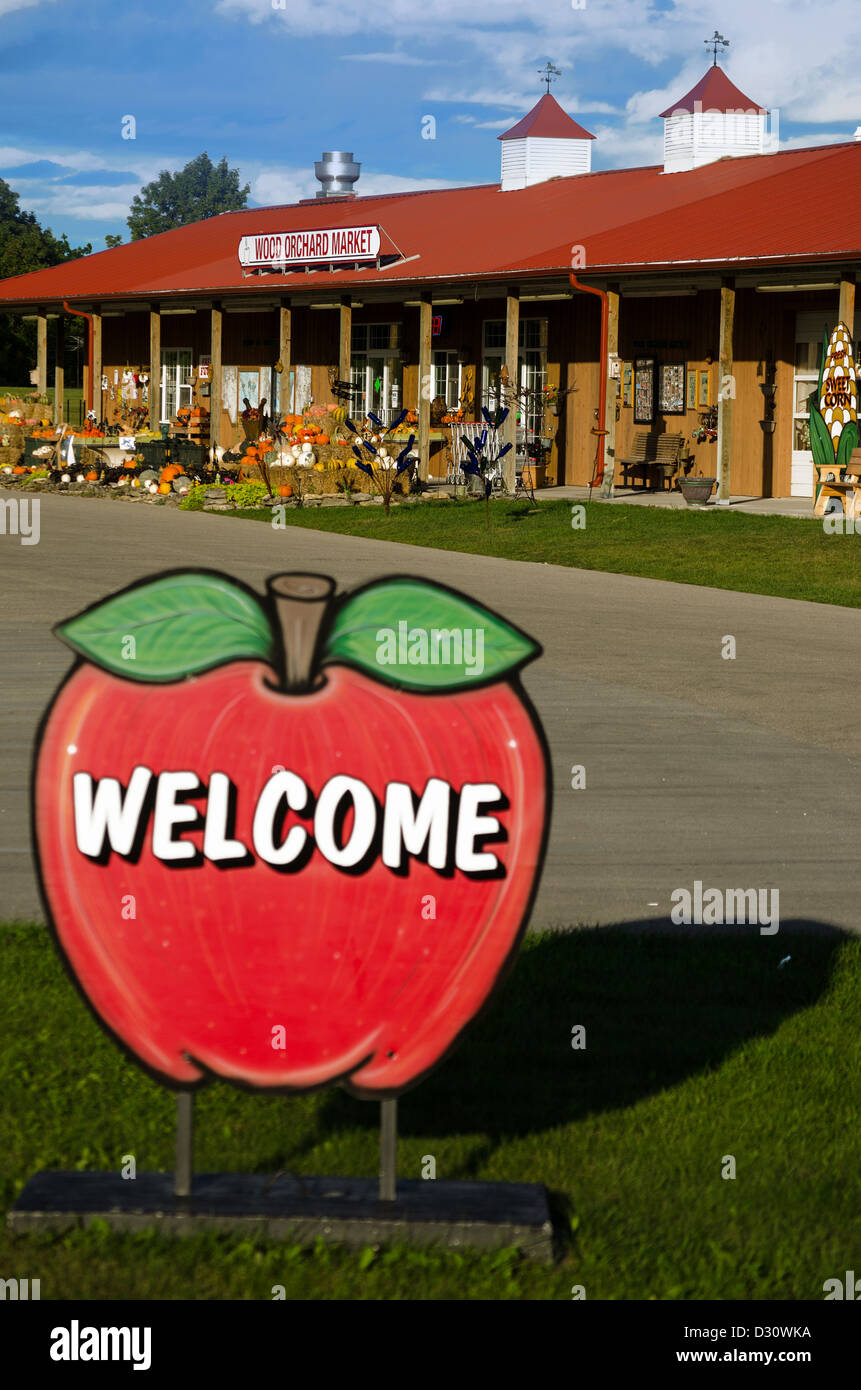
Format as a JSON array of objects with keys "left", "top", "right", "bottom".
[
  {"left": 678, "top": 477, "right": 716, "bottom": 505},
  {"left": 522, "top": 463, "right": 547, "bottom": 489}
]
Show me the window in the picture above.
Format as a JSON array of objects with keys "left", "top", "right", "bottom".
[
  {"left": 350, "top": 322, "right": 402, "bottom": 423},
  {"left": 481, "top": 319, "right": 548, "bottom": 453},
  {"left": 432, "top": 351, "right": 461, "bottom": 408}
]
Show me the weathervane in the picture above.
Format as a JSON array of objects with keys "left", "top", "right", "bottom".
[
  {"left": 705, "top": 30, "right": 729, "bottom": 66},
  {"left": 538, "top": 61, "right": 561, "bottom": 95}
]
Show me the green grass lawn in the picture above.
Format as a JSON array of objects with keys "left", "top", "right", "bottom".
[
  {"left": 220, "top": 498, "right": 861, "bottom": 608},
  {"left": 3, "top": 922, "right": 859, "bottom": 1300}
]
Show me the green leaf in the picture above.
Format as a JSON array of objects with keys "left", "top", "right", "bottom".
[
  {"left": 835, "top": 419, "right": 859, "bottom": 474},
  {"left": 808, "top": 401, "right": 836, "bottom": 471},
  {"left": 57, "top": 571, "right": 275, "bottom": 682},
  {"left": 323, "top": 578, "right": 539, "bottom": 690}
]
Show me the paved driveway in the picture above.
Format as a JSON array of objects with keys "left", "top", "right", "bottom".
[{"left": 2, "top": 492, "right": 859, "bottom": 933}]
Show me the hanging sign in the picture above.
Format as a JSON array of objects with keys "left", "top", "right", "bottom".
[
  {"left": 33, "top": 570, "right": 549, "bottom": 1097},
  {"left": 238, "top": 226, "right": 381, "bottom": 268},
  {"left": 198, "top": 356, "right": 211, "bottom": 381},
  {"left": 118, "top": 436, "right": 137, "bottom": 451},
  {"left": 432, "top": 316, "right": 443, "bottom": 337}
]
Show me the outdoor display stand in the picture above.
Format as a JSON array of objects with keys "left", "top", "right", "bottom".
[{"left": 11, "top": 570, "right": 555, "bottom": 1260}]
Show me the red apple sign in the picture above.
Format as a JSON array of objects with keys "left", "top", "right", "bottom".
[{"left": 34, "top": 570, "right": 550, "bottom": 1096}]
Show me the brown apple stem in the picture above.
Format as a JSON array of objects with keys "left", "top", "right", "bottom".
[{"left": 267, "top": 573, "right": 335, "bottom": 691}]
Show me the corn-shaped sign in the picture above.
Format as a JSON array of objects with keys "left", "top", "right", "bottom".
[
  {"left": 820, "top": 324, "right": 857, "bottom": 455},
  {"left": 809, "top": 322, "right": 859, "bottom": 478}
]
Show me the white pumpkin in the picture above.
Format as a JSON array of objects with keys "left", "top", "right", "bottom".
[{"left": 61, "top": 473, "right": 71, "bottom": 483}]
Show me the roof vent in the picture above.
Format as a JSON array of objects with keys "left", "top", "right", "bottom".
[
  {"left": 315, "top": 151, "right": 360, "bottom": 199},
  {"left": 498, "top": 94, "right": 595, "bottom": 190},
  {"left": 660, "top": 66, "right": 771, "bottom": 173}
]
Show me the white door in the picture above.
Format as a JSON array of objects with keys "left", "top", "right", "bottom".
[{"left": 160, "top": 349, "right": 194, "bottom": 424}]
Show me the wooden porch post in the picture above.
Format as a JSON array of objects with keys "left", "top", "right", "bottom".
[
  {"left": 278, "top": 297, "right": 291, "bottom": 415},
  {"left": 717, "top": 278, "right": 735, "bottom": 505},
  {"left": 339, "top": 296, "right": 352, "bottom": 398},
  {"left": 53, "top": 314, "right": 65, "bottom": 426},
  {"left": 503, "top": 286, "right": 519, "bottom": 491},
  {"left": 601, "top": 284, "right": 620, "bottom": 499},
  {"left": 148, "top": 303, "right": 161, "bottom": 431},
  {"left": 210, "top": 301, "right": 222, "bottom": 453},
  {"left": 36, "top": 308, "right": 48, "bottom": 397},
  {"left": 92, "top": 307, "right": 102, "bottom": 422},
  {"left": 839, "top": 273, "right": 856, "bottom": 329},
  {"left": 418, "top": 292, "right": 432, "bottom": 482}
]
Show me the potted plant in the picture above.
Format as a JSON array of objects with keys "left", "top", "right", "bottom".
[
  {"left": 678, "top": 473, "right": 716, "bottom": 505},
  {"left": 542, "top": 384, "right": 560, "bottom": 417}
]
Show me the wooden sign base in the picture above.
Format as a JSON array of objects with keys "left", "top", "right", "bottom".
[{"left": 8, "top": 1171, "right": 555, "bottom": 1263}]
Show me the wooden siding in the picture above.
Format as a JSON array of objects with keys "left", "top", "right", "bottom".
[{"left": 96, "top": 287, "right": 844, "bottom": 492}]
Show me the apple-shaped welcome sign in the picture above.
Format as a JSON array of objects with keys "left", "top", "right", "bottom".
[{"left": 34, "top": 570, "right": 549, "bottom": 1097}]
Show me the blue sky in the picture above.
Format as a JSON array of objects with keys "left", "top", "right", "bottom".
[{"left": 1, "top": 0, "right": 859, "bottom": 250}]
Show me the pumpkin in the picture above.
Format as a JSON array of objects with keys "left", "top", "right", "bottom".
[
  {"left": 85, "top": 471, "right": 98, "bottom": 481},
  {"left": 158, "top": 482, "right": 171, "bottom": 494},
  {"left": 317, "top": 434, "right": 330, "bottom": 445},
  {"left": 277, "top": 484, "right": 293, "bottom": 498},
  {"left": 160, "top": 464, "right": 181, "bottom": 482},
  {"left": 13, "top": 465, "right": 26, "bottom": 474}
]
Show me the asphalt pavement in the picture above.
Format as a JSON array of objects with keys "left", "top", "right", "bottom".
[{"left": 2, "top": 490, "right": 858, "bottom": 934}]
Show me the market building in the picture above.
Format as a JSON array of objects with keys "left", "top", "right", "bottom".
[{"left": 0, "top": 60, "right": 859, "bottom": 499}]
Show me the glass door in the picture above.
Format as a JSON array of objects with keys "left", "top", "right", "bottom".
[
  {"left": 792, "top": 317, "right": 830, "bottom": 498},
  {"left": 161, "top": 348, "right": 194, "bottom": 424}
]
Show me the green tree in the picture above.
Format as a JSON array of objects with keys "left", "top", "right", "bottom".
[
  {"left": 104, "top": 233, "right": 123, "bottom": 249},
  {"left": 0, "top": 178, "right": 91, "bottom": 385},
  {"left": 127, "top": 153, "right": 250, "bottom": 240}
]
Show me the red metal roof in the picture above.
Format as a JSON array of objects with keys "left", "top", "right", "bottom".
[
  {"left": 499, "top": 94, "right": 596, "bottom": 142},
  {"left": 660, "top": 65, "right": 768, "bottom": 118},
  {"left": 0, "top": 140, "right": 857, "bottom": 308}
]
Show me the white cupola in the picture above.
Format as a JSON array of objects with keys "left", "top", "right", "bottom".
[
  {"left": 499, "top": 94, "right": 596, "bottom": 191},
  {"left": 660, "top": 65, "right": 771, "bottom": 174}
]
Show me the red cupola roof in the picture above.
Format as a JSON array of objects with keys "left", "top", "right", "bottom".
[
  {"left": 660, "top": 65, "right": 768, "bottom": 118},
  {"left": 499, "top": 93, "right": 596, "bottom": 141}
]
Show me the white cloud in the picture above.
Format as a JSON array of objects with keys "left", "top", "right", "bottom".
[
  {"left": 0, "top": 0, "right": 50, "bottom": 14},
  {"left": 341, "top": 51, "right": 434, "bottom": 65},
  {"left": 215, "top": 0, "right": 861, "bottom": 143},
  {"left": 251, "top": 166, "right": 460, "bottom": 206},
  {"left": 17, "top": 185, "right": 142, "bottom": 222}
]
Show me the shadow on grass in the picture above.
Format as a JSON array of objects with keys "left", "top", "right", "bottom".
[{"left": 313, "top": 920, "right": 846, "bottom": 1175}]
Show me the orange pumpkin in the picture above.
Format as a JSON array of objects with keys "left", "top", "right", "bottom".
[
  {"left": 277, "top": 484, "right": 293, "bottom": 498},
  {"left": 316, "top": 434, "right": 330, "bottom": 445},
  {"left": 160, "top": 464, "right": 181, "bottom": 482},
  {"left": 85, "top": 471, "right": 98, "bottom": 481},
  {"left": 13, "top": 465, "right": 26, "bottom": 474}
]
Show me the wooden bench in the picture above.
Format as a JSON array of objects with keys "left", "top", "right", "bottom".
[
  {"left": 618, "top": 432, "right": 688, "bottom": 490},
  {"left": 617, "top": 432, "right": 657, "bottom": 488}
]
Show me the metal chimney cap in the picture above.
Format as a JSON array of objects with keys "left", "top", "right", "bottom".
[{"left": 315, "top": 151, "right": 361, "bottom": 198}]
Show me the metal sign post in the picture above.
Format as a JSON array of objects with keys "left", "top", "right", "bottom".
[{"left": 379, "top": 1100, "right": 397, "bottom": 1202}]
